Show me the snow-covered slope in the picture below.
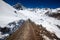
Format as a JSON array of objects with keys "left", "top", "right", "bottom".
[
  {"left": 0, "top": 0, "right": 22, "bottom": 27},
  {"left": 0, "top": 0, "right": 24, "bottom": 39},
  {"left": 0, "top": 0, "right": 60, "bottom": 39},
  {"left": 17, "top": 9, "right": 60, "bottom": 38}
]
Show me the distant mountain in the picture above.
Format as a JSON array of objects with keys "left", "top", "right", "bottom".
[{"left": 13, "top": 3, "right": 25, "bottom": 10}]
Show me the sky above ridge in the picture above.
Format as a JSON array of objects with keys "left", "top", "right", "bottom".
[{"left": 3, "top": 0, "right": 60, "bottom": 8}]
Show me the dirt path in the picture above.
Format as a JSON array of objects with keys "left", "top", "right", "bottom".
[{"left": 7, "top": 20, "right": 60, "bottom": 40}]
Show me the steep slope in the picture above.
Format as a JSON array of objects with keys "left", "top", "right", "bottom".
[
  {"left": 0, "top": 0, "right": 26, "bottom": 39},
  {"left": 7, "top": 19, "right": 60, "bottom": 40},
  {"left": 0, "top": 0, "right": 21, "bottom": 27}
]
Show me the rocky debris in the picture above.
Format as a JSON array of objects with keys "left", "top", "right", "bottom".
[{"left": 48, "top": 13, "right": 60, "bottom": 19}]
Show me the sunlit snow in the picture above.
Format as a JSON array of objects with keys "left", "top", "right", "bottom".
[{"left": 0, "top": 0, "right": 60, "bottom": 39}]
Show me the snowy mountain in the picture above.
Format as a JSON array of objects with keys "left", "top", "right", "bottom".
[
  {"left": 0, "top": 0, "right": 60, "bottom": 40},
  {"left": 17, "top": 8, "right": 60, "bottom": 38}
]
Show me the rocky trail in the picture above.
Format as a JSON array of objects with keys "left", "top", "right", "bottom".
[{"left": 7, "top": 19, "right": 60, "bottom": 40}]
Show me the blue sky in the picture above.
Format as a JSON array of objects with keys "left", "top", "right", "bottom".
[{"left": 4, "top": 0, "right": 60, "bottom": 8}]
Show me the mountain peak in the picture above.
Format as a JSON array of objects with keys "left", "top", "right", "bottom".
[{"left": 13, "top": 3, "right": 25, "bottom": 10}]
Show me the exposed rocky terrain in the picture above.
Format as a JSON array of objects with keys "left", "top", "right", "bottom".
[{"left": 7, "top": 19, "right": 60, "bottom": 40}]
